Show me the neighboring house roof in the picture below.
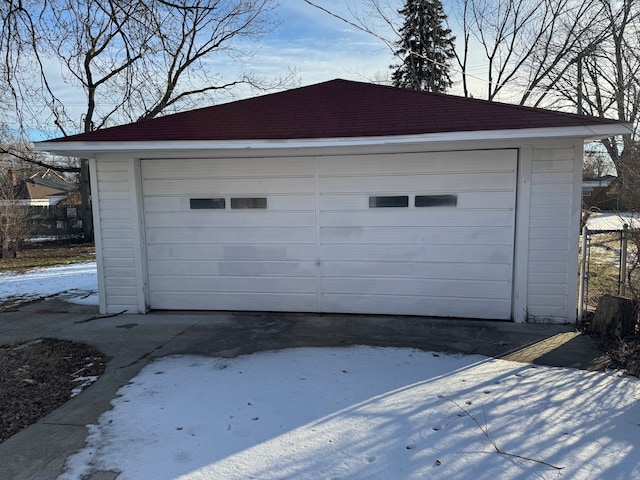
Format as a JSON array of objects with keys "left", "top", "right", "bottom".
[
  {"left": 38, "top": 79, "right": 632, "bottom": 153},
  {"left": 582, "top": 174, "right": 616, "bottom": 183},
  {"left": 23, "top": 177, "right": 74, "bottom": 200},
  {"left": 7, "top": 173, "right": 76, "bottom": 207}
]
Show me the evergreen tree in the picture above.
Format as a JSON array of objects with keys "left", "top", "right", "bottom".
[{"left": 391, "top": 0, "right": 456, "bottom": 92}]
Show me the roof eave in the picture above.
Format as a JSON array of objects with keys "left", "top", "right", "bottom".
[{"left": 34, "top": 123, "right": 633, "bottom": 157}]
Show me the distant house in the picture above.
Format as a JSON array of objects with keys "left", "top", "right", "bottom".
[
  {"left": 14, "top": 171, "right": 75, "bottom": 207},
  {"left": 3, "top": 169, "right": 82, "bottom": 235},
  {"left": 582, "top": 175, "right": 618, "bottom": 211},
  {"left": 36, "top": 79, "right": 632, "bottom": 322}
]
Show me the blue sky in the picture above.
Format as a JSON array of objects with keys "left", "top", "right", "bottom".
[
  {"left": 235, "top": 1, "right": 397, "bottom": 89},
  {"left": 220, "top": 1, "right": 486, "bottom": 100},
  {"left": 27, "top": 1, "right": 399, "bottom": 140},
  {"left": 25, "top": 0, "right": 489, "bottom": 140}
]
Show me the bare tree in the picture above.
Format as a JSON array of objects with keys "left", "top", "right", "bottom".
[
  {"left": 445, "top": 0, "right": 608, "bottom": 103},
  {"left": 304, "top": 1, "right": 638, "bottom": 170},
  {"left": 1, "top": 0, "right": 290, "bottom": 240},
  {"left": 525, "top": 0, "right": 640, "bottom": 203},
  {"left": 0, "top": 164, "right": 33, "bottom": 259},
  {"left": 583, "top": 149, "right": 613, "bottom": 179}
]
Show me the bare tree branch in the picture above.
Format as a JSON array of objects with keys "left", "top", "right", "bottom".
[{"left": 0, "top": 145, "right": 80, "bottom": 174}]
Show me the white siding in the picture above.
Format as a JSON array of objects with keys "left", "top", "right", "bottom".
[
  {"left": 526, "top": 146, "right": 579, "bottom": 322},
  {"left": 92, "top": 159, "right": 140, "bottom": 313}
]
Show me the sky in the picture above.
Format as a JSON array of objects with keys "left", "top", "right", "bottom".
[
  {"left": 223, "top": 1, "right": 488, "bottom": 100},
  {"left": 17, "top": 0, "right": 401, "bottom": 141},
  {"left": 233, "top": 1, "right": 398, "bottom": 88},
  {"left": 23, "top": 0, "right": 481, "bottom": 141}
]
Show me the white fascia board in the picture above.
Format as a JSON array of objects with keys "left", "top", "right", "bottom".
[{"left": 34, "top": 123, "right": 633, "bottom": 157}]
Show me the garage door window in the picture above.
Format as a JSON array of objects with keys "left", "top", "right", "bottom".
[
  {"left": 415, "top": 194, "right": 457, "bottom": 207},
  {"left": 190, "top": 198, "right": 226, "bottom": 209},
  {"left": 369, "top": 196, "right": 409, "bottom": 208},
  {"left": 231, "top": 197, "right": 267, "bottom": 209}
]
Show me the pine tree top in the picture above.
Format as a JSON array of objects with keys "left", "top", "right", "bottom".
[{"left": 391, "top": 0, "right": 456, "bottom": 93}]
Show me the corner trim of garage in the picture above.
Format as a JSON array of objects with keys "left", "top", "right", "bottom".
[{"left": 513, "top": 145, "right": 532, "bottom": 323}]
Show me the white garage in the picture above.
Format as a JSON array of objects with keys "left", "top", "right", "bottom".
[{"left": 38, "top": 79, "right": 630, "bottom": 322}]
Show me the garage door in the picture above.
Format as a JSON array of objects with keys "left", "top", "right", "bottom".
[{"left": 142, "top": 149, "right": 517, "bottom": 319}]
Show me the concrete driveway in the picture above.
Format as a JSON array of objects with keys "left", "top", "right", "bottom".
[{"left": 0, "top": 298, "right": 611, "bottom": 480}]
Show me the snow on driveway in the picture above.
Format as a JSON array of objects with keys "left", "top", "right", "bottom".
[
  {"left": 2, "top": 263, "right": 638, "bottom": 479},
  {"left": 0, "top": 262, "right": 98, "bottom": 307},
  {"left": 59, "top": 347, "right": 640, "bottom": 480}
]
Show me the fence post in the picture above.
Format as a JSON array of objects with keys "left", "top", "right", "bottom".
[
  {"left": 620, "top": 223, "right": 629, "bottom": 297},
  {"left": 578, "top": 225, "right": 588, "bottom": 322}
]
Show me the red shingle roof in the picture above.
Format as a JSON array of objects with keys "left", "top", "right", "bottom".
[{"left": 44, "top": 79, "right": 622, "bottom": 143}]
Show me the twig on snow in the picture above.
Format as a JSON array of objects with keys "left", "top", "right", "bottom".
[{"left": 447, "top": 398, "right": 564, "bottom": 470}]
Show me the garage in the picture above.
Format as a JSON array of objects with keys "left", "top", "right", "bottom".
[
  {"left": 143, "top": 149, "right": 517, "bottom": 319},
  {"left": 37, "top": 79, "right": 630, "bottom": 322}
]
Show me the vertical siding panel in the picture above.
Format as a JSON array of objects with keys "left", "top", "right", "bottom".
[
  {"left": 527, "top": 144, "right": 579, "bottom": 322},
  {"left": 89, "top": 158, "right": 106, "bottom": 314},
  {"left": 129, "top": 159, "right": 149, "bottom": 312},
  {"left": 94, "top": 157, "right": 139, "bottom": 313}
]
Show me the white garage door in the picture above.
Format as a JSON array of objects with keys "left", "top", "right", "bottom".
[{"left": 142, "top": 149, "right": 517, "bottom": 319}]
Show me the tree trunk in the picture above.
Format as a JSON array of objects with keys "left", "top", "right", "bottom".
[
  {"left": 80, "top": 159, "right": 93, "bottom": 241},
  {"left": 589, "top": 295, "right": 638, "bottom": 340}
]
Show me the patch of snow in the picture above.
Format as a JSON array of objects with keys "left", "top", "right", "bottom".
[
  {"left": 586, "top": 212, "right": 640, "bottom": 231},
  {"left": 0, "top": 262, "right": 97, "bottom": 306},
  {"left": 59, "top": 347, "right": 640, "bottom": 480},
  {"left": 71, "top": 376, "right": 99, "bottom": 398}
]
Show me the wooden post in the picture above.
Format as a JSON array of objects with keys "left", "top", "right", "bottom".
[
  {"left": 578, "top": 225, "right": 588, "bottom": 321},
  {"left": 620, "top": 223, "right": 628, "bottom": 296}
]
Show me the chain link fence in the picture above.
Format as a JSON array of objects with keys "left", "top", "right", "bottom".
[{"left": 578, "top": 225, "right": 634, "bottom": 320}]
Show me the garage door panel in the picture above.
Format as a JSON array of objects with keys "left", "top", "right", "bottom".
[
  {"left": 147, "top": 226, "right": 316, "bottom": 244},
  {"left": 317, "top": 191, "right": 514, "bottom": 211},
  {"left": 150, "top": 292, "right": 318, "bottom": 312},
  {"left": 320, "top": 210, "right": 513, "bottom": 228},
  {"left": 144, "top": 158, "right": 314, "bottom": 178},
  {"left": 149, "top": 275, "right": 317, "bottom": 294},
  {"left": 317, "top": 150, "right": 516, "bottom": 176},
  {"left": 143, "top": 177, "right": 314, "bottom": 196},
  {"left": 320, "top": 294, "right": 511, "bottom": 319},
  {"left": 319, "top": 226, "right": 514, "bottom": 245},
  {"left": 321, "top": 277, "right": 511, "bottom": 299},
  {"left": 144, "top": 194, "right": 315, "bottom": 212},
  {"left": 145, "top": 212, "right": 315, "bottom": 228},
  {"left": 147, "top": 244, "right": 316, "bottom": 262},
  {"left": 320, "top": 244, "right": 512, "bottom": 264},
  {"left": 455, "top": 191, "right": 517, "bottom": 209},
  {"left": 148, "top": 260, "right": 317, "bottom": 277},
  {"left": 319, "top": 172, "right": 515, "bottom": 194},
  {"left": 320, "top": 261, "right": 512, "bottom": 282}
]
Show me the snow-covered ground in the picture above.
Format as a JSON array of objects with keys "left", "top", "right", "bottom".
[
  {"left": 0, "top": 261, "right": 98, "bottom": 307},
  {"left": 60, "top": 348, "right": 640, "bottom": 480},
  {"left": 1, "top": 264, "right": 638, "bottom": 479},
  {"left": 586, "top": 212, "right": 640, "bottom": 231}
]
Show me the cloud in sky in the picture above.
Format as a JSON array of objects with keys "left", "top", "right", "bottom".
[
  {"left": 193, "top": 0, "right": 490, "bottom": 102},
  {"left": 236, "top": 1, "right": 397, "bottom": 87}
]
